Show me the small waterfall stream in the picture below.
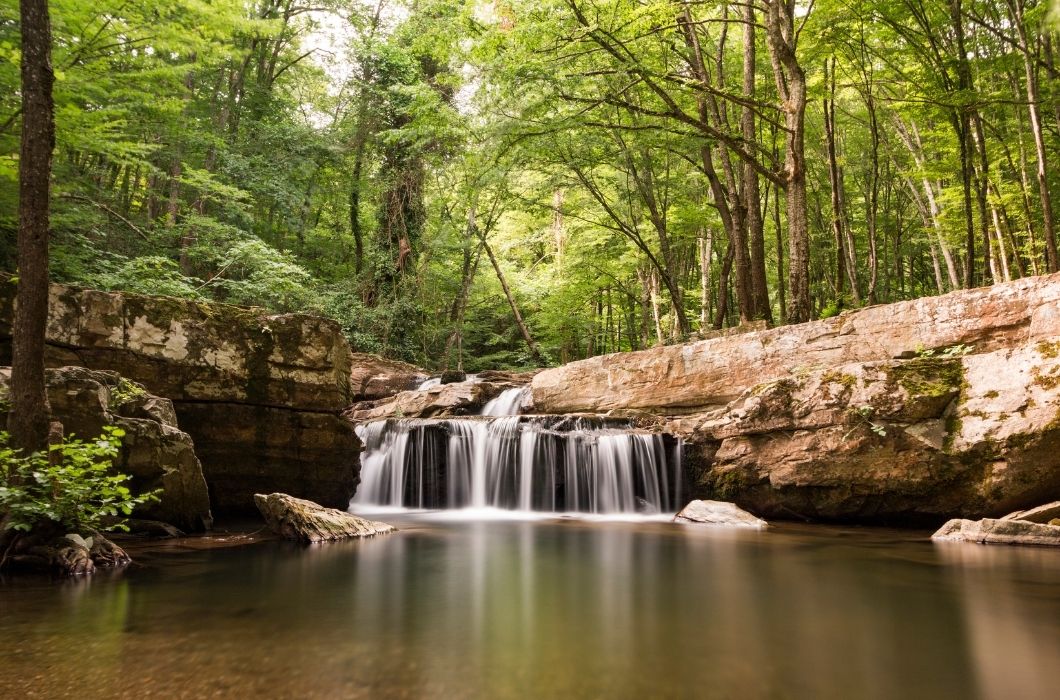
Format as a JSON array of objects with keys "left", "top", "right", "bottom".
[{"left": 352, "top": 412, "right": 683, "bottom": 516}]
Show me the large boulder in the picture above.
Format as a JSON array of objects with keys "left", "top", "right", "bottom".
[
  {"left": 683, "top": 337, "right": 1060, "bottom": 523},
  {"left": 0, "top": 279, "right": 359, "bottom": 514},
  {"left": 0, "top": 366, "right": 213, "bottom": 531},
  {"left": 254, "top": 492, "right": 394, "bottom": 543},
  {"left": 532, "top": 272, "right": 1060, "bottom": 414}
]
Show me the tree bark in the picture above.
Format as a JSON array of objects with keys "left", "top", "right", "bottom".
[
  {"left": 742, "top": 2, "right": 771, "bottom": 323},
  {"left": 763, "top": 0, "right": 810, "bottom": 323},
  {"left": 9, "top": 0, "right": 55, "bottom": 454}
]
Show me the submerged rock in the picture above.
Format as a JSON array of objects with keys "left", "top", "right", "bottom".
[
  {"left": 254, "top": 493, "right": 394, "bottom": 543},
  {"left": 931, "top": 518, "right": 1060, "bottom": 546},
  {"left": 674, "top": 500, "right": 768, "bottom": 529}
]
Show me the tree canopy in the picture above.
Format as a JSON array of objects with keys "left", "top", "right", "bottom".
[{"left": 3, "top": 0, "right": 1059, "bottom": 370}]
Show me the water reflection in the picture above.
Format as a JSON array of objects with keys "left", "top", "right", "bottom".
[{"left": 1, "top": 521, "right": 1059, "bottom": 699}]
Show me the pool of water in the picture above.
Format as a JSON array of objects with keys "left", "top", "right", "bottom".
[{"left": 2, "top": 515, "right": 1059, "bottom": 699}]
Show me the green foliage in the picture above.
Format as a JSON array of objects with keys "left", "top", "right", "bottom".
[
  {"left": 0, "top": 427, "right": 160, "bottom": 534},
  {"left": 2, "top": 0, "right": 1057, "bottom": 371}
]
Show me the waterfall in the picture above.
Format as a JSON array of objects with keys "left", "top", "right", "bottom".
[
  {"left": 417, "top": 374, "right": 480, "bottom": 391},
  {"left": 480, "top": 387, "right": 531, "bottom": 416},
  {"left": 351, "top": 416, "right": 683, "bottom": 515}
]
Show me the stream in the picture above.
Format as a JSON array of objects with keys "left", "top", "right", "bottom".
[{"left": 2, "top": 515, "right": 1059, "bottom": 699}]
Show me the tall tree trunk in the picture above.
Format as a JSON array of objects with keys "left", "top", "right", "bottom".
[
  {"left": 823, "top": 58, "right": 860, "bottom": 306},
  {"left": 950, "top": 0, "right": 977, "bottom": 287},
  {"left": 742, "top": 3, "right": 771, "bottom": 323},
  {"left": 1010, "top": 0, "right": 1059, "bottom": 271},
  {"left": 763, "top": 0, "right": 810, "bottom": 322},
  {"left": 9, "top": 0, "right": 55, "bottom": 453}
]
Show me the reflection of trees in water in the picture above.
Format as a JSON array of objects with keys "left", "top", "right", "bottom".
[{"left": 2, "top": 524, "right": 1060, "bottom": 698}]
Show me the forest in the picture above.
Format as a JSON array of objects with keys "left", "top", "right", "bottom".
[{"left": 2, "top": 0, "right": 1059, "bottom": 370}]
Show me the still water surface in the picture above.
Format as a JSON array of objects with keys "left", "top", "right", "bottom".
[{"left": 2, "top": 515, "right": 1059, "bottom": 699}]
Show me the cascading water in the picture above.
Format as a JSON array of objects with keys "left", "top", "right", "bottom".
[
  {"left": 480, "top": 387, "right": 531, "bottom": 417},
  {"left": 351, "top": 415, "right": 683, "bottom": 516}
]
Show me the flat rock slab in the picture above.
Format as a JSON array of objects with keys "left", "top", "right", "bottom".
[
  {"left": 674, "top": 500, "right": 768, "bottom": 529},
  {"left": 932, "top": 518, "right": 1060, "bottom": 546},
  {"left": 254, "top": 493, "right": 394, "bottom": 543},
  {"left": 1001, "top": 501, "right": 1060, "bottom": 524}
]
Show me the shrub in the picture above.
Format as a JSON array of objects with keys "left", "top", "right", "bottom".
[{"left": 0, "top": 427, "right": 159, "bottom": 535}]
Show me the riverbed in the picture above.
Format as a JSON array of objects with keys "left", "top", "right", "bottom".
[{"left": 2, "top": 516, "right": 1059, "bottom": 699}]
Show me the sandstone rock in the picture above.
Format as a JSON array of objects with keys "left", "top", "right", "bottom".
[
  {"left": 683, "top": 335, "right": 1060, "bottom": 523},
  {"left": 0, "top": 366, "right": 213, "bottom": 531},
  {"left": 254, "top": 493, "right": 394, "bottom": 543},
  {"left": 178, "top": 403, "right": 358, "bottom": 512},
  {"left": 931, "top": 518, "right": 1060, "bottom": 546},
  {"left": 349, "top": 353, "right": 426, "bottom": 401},
  {"left": 532, "top": 273, "right": 1060, "bottom": 414},
  {"left": 345, "top": 380, "right": 507, "bottom": 422},
  {"left": 1001, "top": 501, "right": 1060, "bottom": 524},
  {"left": 674, "top": 500, "right": 768, "bottom": 528},
  {"left": 0, "top": 279, "right": 360, "bottom": 514}
]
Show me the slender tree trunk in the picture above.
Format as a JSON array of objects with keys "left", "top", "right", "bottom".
[
  {"left": 480, "top": 234, "right": 543, "bottom": 365},
  {"left": 763, "top": 0, "right": 810, "bottom": 322},
  {"left": 1010, "top": 2, "right": 1059, "bottom": 270},
  {"left": 9, "top": 0, "right": 55, "bottom": 453},
  {"left": 698, "top": 232, "right": 713, "bottom": 330},
  {"left": 742, "top": 3, "right": 771, "bottom": 322}
]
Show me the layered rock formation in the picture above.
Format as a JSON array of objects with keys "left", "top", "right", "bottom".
[
  {"left": 533, "top": 274, "right": 1060, "bottom": 524},
  {"left": 0, "top": 281, "right": 359, "bottom": 513},
  {"left": 532, "top": 272, "right": 1060, "bottom": 413},
  {"left": 0, "top": 366, "right": 212, "bottom": 530}
]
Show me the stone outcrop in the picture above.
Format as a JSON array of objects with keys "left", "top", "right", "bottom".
[
  {"left": 680, "top": 338, "right": 1060, "bottom": 523},
  {"left": 526, "top": 274, "right": 1060, "bottom": 524},
  {"left": 345, "top": 378, "right": 516, "bottom": 422},
  {"left": 532, "top": 273, "right": 1060, "bottom": 414},
  {"left": 0, "top": 366, "right": 213, "bottom": 531},
  {"left": 932, "top": 518, "right": 1060, "bottom": 546},
  {"left": 254, "top": 492, "right": 394, "bottom": 543},
  {"left": 673, "top": 500, "right": 768, "bottom": 528},
  {"left": 350, "top": 353, "right": 426, "bottom": 401},
  {"left": 0, "top": 280, "right": 359, "bottom": 513}
]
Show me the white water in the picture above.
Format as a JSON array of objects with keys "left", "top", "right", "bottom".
[
  {"left": 351, "top": 417, "right": 682, "bottom": 516},
  {"left": 416, "top": 374, "right": 480, "bottom": 391},
  {"left": 480, "top": 387, "right": 531, "bottom": 417}
]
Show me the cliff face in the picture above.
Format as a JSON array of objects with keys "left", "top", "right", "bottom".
[
  {"left": 532, "top": 274, "right": 1060, "bottom": 523},
  {"left": 0, "top": 281, "right": 360, "bottom": 514}
]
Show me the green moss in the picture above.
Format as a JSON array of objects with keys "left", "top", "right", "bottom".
[
  {"left": 891, "top": 357, "right": 964, "bottom": 399},
  {"left": 983, "top": 390, "right": 999, "bottom": 399},
  {"left": 821, "top": 370, "right": 857, "bottom": 389},
  {"left": 1036, "top": 340, "right": 1060, "bottom": 359},
  {"left": 1032, "top": 366, "right": 1060, "bottom": 390},
  {"left": 108, "top": 377, "right": 147, "bottom": 409}
]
